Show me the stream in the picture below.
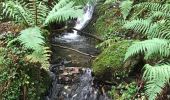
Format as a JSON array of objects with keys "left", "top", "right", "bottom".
[{"left": 45, "top": 1, "right": 111, "bottom": 100}]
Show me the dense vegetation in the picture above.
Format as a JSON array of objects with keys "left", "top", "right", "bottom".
[
  {"left": 89, "top": 0, "right": 170, "bottom": 99},
  {"left": 0, "top": 0, "right": 84, "bottom": 99},
  {"left": 1, "top": 0, "right": 170, "bottom": 100}
]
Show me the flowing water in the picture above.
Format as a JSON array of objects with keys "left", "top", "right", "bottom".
[{"left": 45, "top": 2, "right": 111, "bottom": 100}]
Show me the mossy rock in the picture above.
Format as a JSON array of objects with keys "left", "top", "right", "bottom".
[
  {"left": 92, "top": 40, "right": 133, "bottom": 77},
  {"left": 85, "top": 3, "right": 124, "bottom": 39}
]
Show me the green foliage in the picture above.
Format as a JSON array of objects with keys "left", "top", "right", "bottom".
[
  {"left": 18, "top": 27, "right": 44, "bottom": 49},
  {"left": 143, "top": 64, "right": 170, "bottom": 100},
  {"left": 108, "top": 82, "right": 139, "bottom": 99},
  {"left": 120, "top": 0, "right": 133, "bottom": 19},
  {"left": 0, "top": 34, "right": 51, "bottom": 100},
  {"left": 44, "top": 0, "right": 83, "bottom": 25},
  {"left": 124, "top": 38, "right": 170, "bottom": 60},
  {"left": 96, "top": 38, "right": 120, "bottom": 50},
  {"left": 104, "top": 0, "right": 118, "bottom": 4},
  {"left": 19, "top": 27, "right": 50, "bottom": 69},
  {"left": 2, "top": 0, "right": 83, "bottom": 26},
  {"left": 0, "top": 0, "right": 83, "bottom": 99},
  {"left": 134, "top": 2, "right": 170, "bottom": 13},
  {"left": 2, "top": 0, "right": 30, "bottom": 26},
  {"left": 1, "top": 0, "right": 83, "bottom": 70},
  {"left": 123, "top": 2, "right": 170, "bottom": 100},
  {"left": 123, "top": 19, "right": 152, "bottom": 35}
]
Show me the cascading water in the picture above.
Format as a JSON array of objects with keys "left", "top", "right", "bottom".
[
  {"left": 45, "top": 1, "right": 111, "bottom": 100},
  {"left": 60, "top": 3, "right": 95, "bottom": 41}
]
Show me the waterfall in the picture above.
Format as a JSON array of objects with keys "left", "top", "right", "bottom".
[{"left": 62, "top": 3, "right": 95, "bottom": 40}]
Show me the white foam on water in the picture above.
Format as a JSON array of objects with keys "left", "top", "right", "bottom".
[{"left": 61, "top": 4, "right": 94, "bottom": 40}]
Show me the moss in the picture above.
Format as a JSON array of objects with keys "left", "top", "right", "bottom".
[
  {"left": 85, "top": 3, "right": 124, "bottom": 39},
  {"left": 92, "top": 40, "right": 133, "bottom": 76}
]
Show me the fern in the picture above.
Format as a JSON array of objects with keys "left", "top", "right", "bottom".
[
  {"left": 104, "top": 0, "right": 118, "bottom": 4},
  {"left": 17, "top": 27, "right": 50, "bottom": 69},
  {"left": 96, "top": 38, "right": 120, "bottom": 50},
  {"left": 123, "top": 19, "right": 152, "bottom": 35},
  {"left": 123, "top": 2, "right": 170, "bottom": 100},
  {"left": 134, "top": 2, "right": 170, "bottom": 17},
  {"left": 0, "top": 47, "right": 5, "bottom": 65},
  {"left": 148, "top": 20, "right": 170, "bottom": 39},
  {"left": 44, "top": 0, "right": 83, "bottom": 25},
  {"left": 2, "top": 0, "right": 30, "bottom": 26},
  {"left": 120, "top": 0, "right": 133, "bottom": 19},
  {"left": 18, "top": 27, "right": 44, "bottom": 50},
  {"left": 28, "top": 1, "right": 49, "bottom": 26},
  {"left": 124, "top": 38, "right": 170, "bottom": 60},
  {"left": 71, "top": 0, "right": 94, "bottom": 5},
  {"left": 123, "top": 19, "right": 170, "bottom": 39},
  {"left": 2, "top": 0, "right": 82, "bottom": 27},
  {"left": 143, "top": 64, "right": 170, "bottom": 100},
  {"left": 149, "top": 11, "right": 170, "bottom": 19},
  {"left": 26, "top": 47, "right": 50, "bottom": 70},
  {"left": 134, "top": 2, "right": 164, "bottom": 12}
]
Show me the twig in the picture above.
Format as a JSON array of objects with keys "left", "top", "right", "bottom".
[
  {"left": 71, "top": 28, "right": 104, "bottom": 42},
  {"left": 51, "top": 44, "right": 96, "bottom": 58},
  {"left": 51, "top": 27, "right": 104, "bottom": 42}
]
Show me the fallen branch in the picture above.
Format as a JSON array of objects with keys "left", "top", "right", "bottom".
[
  {"left": 51, "top": 44, "right": 96, "bottom": 58},
  {"left": 71, "top": 28, "right": 104, "bottom": 42},
  {"left": 51, "top": 27, "right": 104, "bottom": 42}
]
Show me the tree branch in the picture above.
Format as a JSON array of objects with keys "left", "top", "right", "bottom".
[
  {"left": 51, "top": 44, "right": 96, "bottom": 58},
  {"left": 71, "top": 28, "right": 104, "bottom": 42},
  {"left": 51, "top": 27, "right": 104, "bottom": 42}
]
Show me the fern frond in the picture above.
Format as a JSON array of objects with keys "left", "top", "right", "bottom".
[
  {"left": 18, "top": 27, "right": 44, "bottom": 50},
  {"left": 71, "top": 0, "right": 93, "bottom": 5},
  {"left": 123, "top": 19, "right": 152, "bottom": 35},
  {"left": 26, "top": 47, "right": 50, "bottom": 70},
  {"left": 143, "top": 64, "right": 170, "bottom": 100},
  {"left": 0, "top": 47, "right": 5, "bottom": 65},
  {"left": 134, "top": 2, "right": 164, "bottom": 12},
  {"left": 104, "top": 0, "right": 118, "bottom": 4},
  {"left": 96, "top": 39, "right": 118, "bottom": 49},
  {"left": 124, "top": 19, "right": 170, "bottom": 39},
  {"left": 17, "top": 27, "right": 50, "bottom": 69},
  {"left": 120, "top": 0, "right": 133, "bottom": 19},
  {"left": 44, "top": 0, "right": 83, "bottom": 25},
  {"left": 124, "top": 38, "right": 170, "bottom": 60},
  {"left": 134, "top": 2, "right": 170, "bottom": 14},
  {"left": 149, "top": 11, "right": 170, "bottom": 19},
  {"left": 28, "top": 1, "right": 49, "bottom": 26},
  {"left": 2, "top": 0, "right": 30, "bottom": 26}
]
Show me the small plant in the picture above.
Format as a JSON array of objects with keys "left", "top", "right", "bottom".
[{"left": 108, "top": 82, "right": 138, "bottom": 99}]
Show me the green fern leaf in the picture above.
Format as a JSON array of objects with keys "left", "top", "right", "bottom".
[
  {"left": 17, "top": 27, "right": 50, "bottom": 70},
  {"left": 134, "top": 2, "right": 164, "bottom": 12},
  {"left": 18, "top": 27, "right": 44, "bottom": 50},
  {"left": 120, "top": 0, "right": 133, "bottom": 19},
  {"left": 0, "top": 47, "right": 5, "bottom": 65},
  {"left": 124, "top": 38, "right": 170, "bottom": 60},
  {"left": 2, "top": 0, "right": 30, "bottom": 26},
  {"left": 143, "top": 64, "right": 170, "bottom": 100},
  {"left": 44, "top": 0, "right": 83, "bottom": 25},
  {"left": 123, "top": 19, "right": 152, "bottom": 35},
  {"left": 104, "top": 0, "right": 118, "bottom": 4},
  {"left": 26, "top": 47, "right": 50, "bottom": 70}
]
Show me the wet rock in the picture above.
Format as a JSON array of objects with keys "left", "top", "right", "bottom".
[
  {"left": 92, "top": 40, "right": 133, "bottom": 80},
  {"left": 45, "top": 68, "right": 111, "bottom": 100}
]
